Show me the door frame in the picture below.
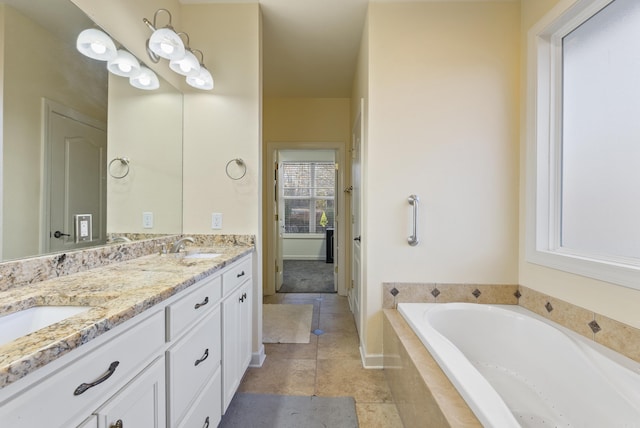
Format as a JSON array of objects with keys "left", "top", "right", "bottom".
[
  {"left": 41, "top": 98, "right": 107, "bottom": 254},
  {"left": 264, "top": 141, "right": 349, "bottom": 296}
]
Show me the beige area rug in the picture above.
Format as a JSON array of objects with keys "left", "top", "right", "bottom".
[{"left": 263, "top": 304, "right": 314, "bottom": 344}]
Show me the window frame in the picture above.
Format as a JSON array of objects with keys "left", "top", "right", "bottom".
[
  {"left": 526, "top": 0, "right": 640, "bottom": 290},
  {"left": 281, "top": 161, "right": 335, "bottom": 236}
]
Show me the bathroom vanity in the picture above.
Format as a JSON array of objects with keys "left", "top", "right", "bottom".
[{"left": 0, "top": 241, "right": 254, "bottom": 428}]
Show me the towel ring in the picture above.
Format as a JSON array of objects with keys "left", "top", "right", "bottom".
[
  {"left": 225, "top": 158, "right": 247, "bottom": 180},
  {"left": 108, "top": 157, "right": 130, "bottom": 179}
]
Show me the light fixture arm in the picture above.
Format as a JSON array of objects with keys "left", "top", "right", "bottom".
[{"left": 191, "top": 49, "right": 205, "bottom": 66}]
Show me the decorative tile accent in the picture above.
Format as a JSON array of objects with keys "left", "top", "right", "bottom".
[
  {"left": 313, "top": 329, "right": 325, "bottom": 336},
  {"left": 588, "top": 320, "right": 601, "bottom": 334},
  {"left": 390, "top": 287, "right": 399, "bottom": 297},
  {"left": 545, "top": 301, "right": 553, "bottom": 313},
  {"left": 472, "top": 289, "right": 481, "bottom": 298},
  {"left": 514, "top": 290, "right": 522, "bottom": 299},
  {"left": 431, "top": 288, "right": 441, "bottom": 298}
]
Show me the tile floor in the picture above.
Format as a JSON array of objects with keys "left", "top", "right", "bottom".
[{"left": 238, "top": 292, "right": 404, "bottom": 428}]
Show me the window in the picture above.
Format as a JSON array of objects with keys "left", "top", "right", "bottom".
[
  {"left": 528, "top": 0, "right": 640, "bottom": 289},
  {"left": 282, "top": 162, "right": 335, "bottom": 234}
]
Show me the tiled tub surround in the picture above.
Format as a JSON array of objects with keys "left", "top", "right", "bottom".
[
  {"left": 0, "top": 235, "right": 254, "bottom": 389},
  {"left": 382, "top": 283, "right": 640, "bottom": 427}
]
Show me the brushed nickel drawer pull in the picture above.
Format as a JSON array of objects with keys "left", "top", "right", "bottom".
[
  {"left": 236, "top": 270, "right": 245, "bottom": 278},
  {"left": 74, "top": 361, "right": 120, "bottom": 395},
  {"left": 194, "top": 296, "right": 209, "bottom": 309},
  {"left": 195, "top": 348, "right": 209, "bottom": 366},
  {"left": 203, "top": 416, "right": 210, "bottom": 428},
  {"left": 110, "top": 420, "right": 123, "bottom": 428}
]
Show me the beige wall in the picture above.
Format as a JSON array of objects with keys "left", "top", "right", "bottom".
[
  {"left": 107, "top": 75, "right": 182, "bottom": 234},
  {"left": 1, "top": 5, "right": 107, "bottom": 259},
  {"left": 181, "top": 4, "right": 261, "bottom": 236},
  {"left": 359, "top": 2, "right": 521, "bottom": 362},
  {"left": 264, "top": 98, "right": 351, "bottom": 143},
  {"left": 519, "top": 0, "right": 640, "bottom": 328}
]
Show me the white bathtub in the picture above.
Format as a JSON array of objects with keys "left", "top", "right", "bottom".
[{"left": 398, "top": 303, "right": 640, "bottom": 428}]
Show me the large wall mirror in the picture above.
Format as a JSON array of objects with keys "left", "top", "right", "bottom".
[{"left": 1, "top": 0, "right": 183, "bottom": 261}]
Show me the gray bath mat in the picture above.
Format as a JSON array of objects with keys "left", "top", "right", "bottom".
[{"left": 219, "top": 393, "right": 359, "bottom": 428}]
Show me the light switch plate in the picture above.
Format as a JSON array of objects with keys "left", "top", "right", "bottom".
[
  {"left": 211, "top": 213, "right": 223, "bottom": 229},
  {"left": 143, "top": 212, "right": 153, "bottom": 229}
]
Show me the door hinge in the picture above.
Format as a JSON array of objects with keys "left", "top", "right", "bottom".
[
  {"left": 334, "top": 266, "right": 338, "bottom": 273},
  {"left": 275, "top": 261, "right": 280, "bottom": 273},
  {"left": 275, "top": 214, "right": 279, "bottom": 221},
  {"left": 335, "top": 163, "right": 339, "bottom": 170}
]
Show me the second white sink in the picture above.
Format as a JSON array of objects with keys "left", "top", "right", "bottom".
[{"left": 0, "top": 305, "right": 93, "bottom": 346}]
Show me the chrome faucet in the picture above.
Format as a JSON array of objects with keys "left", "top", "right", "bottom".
[
  {"left": 170, "top": 237, "right": 195, "bottom": 253},
  {"left": 111, "top": 236, "right": 132, "bottom": 243}
]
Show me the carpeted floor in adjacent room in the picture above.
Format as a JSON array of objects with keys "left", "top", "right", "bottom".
[{"left": 279, "top": 260, "right": 335, "bottom": 293}]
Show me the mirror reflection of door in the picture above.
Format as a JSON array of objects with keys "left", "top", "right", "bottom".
[{"left": 44, "top": 100, "right": 107, "bottom": 253}]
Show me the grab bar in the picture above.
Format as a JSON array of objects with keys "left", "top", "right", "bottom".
[{"left": 408, "top": 195, "right": 419, "bottom": 246}]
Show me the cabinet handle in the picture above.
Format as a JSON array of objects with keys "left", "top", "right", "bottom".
[
  {"left": 195, "top": 348, "right": 209, "bottom": 366},
  {"left": 239, "top": 292, "right": 247, "bottom": 303},
  {"left": 110, "top": 420, "right": 123, "bottom": 428},
  {"left": 203, "top": 416, "right": 210, "bottom": 428},
  {"left": 236, "top": 270, "right": 245, "bottom": 278},
  {"left": 194, "top": 296, "right": 209, "bottom": 309},
  {"left": 74, "top": 361, "right": 120, "bottom": 395}
]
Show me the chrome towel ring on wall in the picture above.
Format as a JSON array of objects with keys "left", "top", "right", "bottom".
[
  {"left": 225, "top": 158, "right": 247, "bottom": 180},
  {"left": 108, "top": 157, "right": 130, "bottom": 179}
]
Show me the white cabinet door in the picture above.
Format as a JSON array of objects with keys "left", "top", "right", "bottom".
[
  {"left": 95, "top": 356, "right": 166, "bottom": 428},
  {"left": 222, "top": 278, "right": 252, "bottom": 413},
  {"left": 77, "top": 415, "right": 98, "bottom": 427}
]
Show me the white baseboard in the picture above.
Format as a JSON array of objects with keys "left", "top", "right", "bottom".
[
  {"left": 283, "top": 256, "right": 325, "bottom": 261},
  {"left": 360, "top": 346, "right": 384, "bottom": 369},
  {"left": 250, "top": 345, "right": 266, "bottom": 367}
]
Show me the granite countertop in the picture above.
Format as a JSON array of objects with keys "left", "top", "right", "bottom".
[{"left": 0, "top": 244, "right": 254, "bottom": 389}]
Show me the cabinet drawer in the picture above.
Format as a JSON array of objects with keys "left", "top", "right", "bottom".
[
  {"left": 0, "top": 309, "right": 165, "bottom": 428},
  {"left": 166, "top": 274, "right": 221, "bottom": 341},
  {"left": 222, "top": 256, "right": 251, "bottom": 295},
  {"left": 167, "top": 306, "right": 221, "bottom": 427},
  {"left": 177, "top": 366, "right": 221, "bottom": 428}
]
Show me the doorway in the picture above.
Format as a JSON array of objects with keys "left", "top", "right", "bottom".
[
  {"left": 43, "top": 99, "right": 107, "bottom": 254},
  {"left": 264, "top": 143, "right": 348, "bottom": 296}
]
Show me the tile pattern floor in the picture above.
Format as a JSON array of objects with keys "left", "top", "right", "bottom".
[{"left": 238, "top": 293, "right": 404, "bottom": 428}]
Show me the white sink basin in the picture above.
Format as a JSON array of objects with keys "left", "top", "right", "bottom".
[
  {"left": 0, "top": 306, "right": 93, "bottom": 346},
  {"left": 184, "top": 252, "right": 221, "bottom": 259}
]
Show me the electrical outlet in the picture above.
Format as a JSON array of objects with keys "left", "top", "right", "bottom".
[
  {"left": 142, "top": 212, "right": 153, "bottom": 229},
  {"left": 211, "top": 213, "right": 223, "bottom": 229}
]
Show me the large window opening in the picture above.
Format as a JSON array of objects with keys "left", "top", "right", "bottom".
[{"left": 528, "top": 0, "right": 640, "bottom": 289}]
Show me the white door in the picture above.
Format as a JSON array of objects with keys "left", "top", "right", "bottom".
[
  {"left": 45, "top": 102, "right": 106, "bottom": 253},
  {"left": 274, "top": 156, "right": 284, "bottom": 291},
  {"left": 350, "top": 102, "right": 363, "bottom": 333}
]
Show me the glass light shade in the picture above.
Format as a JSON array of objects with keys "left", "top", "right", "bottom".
[
  {"left": 148, "top": 28, "right": 185, "bottom": 60},
  {"left": 76, "top": 28, "right": 117, "bottom": 61},
  {"left": 186, "top": 67, "right": 214, "bottom": 90},
  {"left": 130, "top": 67, "right": 159, "bottom": 90},
  {"left": 169, "top": 50, "right": 201, "bottom": 76},
  {"left": 107, "top": 50, "right": 141, "bottom": 77}
]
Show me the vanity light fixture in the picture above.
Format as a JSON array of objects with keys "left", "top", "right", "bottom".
[
  {"left": 76, "top": 28, "right": 117, "bottom": 61},
  {"left": 130, "top": 66, "right": 160, "bottom": 90},
  {"left": 107, "top": 50, "right": 141, "bottom": 77},
  {"left": 143, "top": 9, "right": 213, "bottom": 90},
  {"left": 143, "top": 9, "right": 185, "bottom": 62},
  {"left": 186, "top": 49, "right": 214, "bottom": 90}
]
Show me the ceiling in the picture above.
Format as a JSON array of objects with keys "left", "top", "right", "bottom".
[{"left": 181, "top": 0, "right": 518, "bottom": 98}]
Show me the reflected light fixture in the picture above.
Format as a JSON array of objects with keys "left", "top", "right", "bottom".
[
  {"left": 143, "top": 9, "right": 185, "bottom": 61},
  {"left": 186, "top": 49, "right": 214, "bottom": 90},
  {"left": 76, "top": 28, "right": 117, "bottom": 61},
  {"left": 130, "top": 66, "right": 160, "bottom": 90},
  {"left": 169, "top": 33, "right": 200, "bottom": 77},
  {"left": 107, "top": 50, "right": 141, "bottom": 77}
]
